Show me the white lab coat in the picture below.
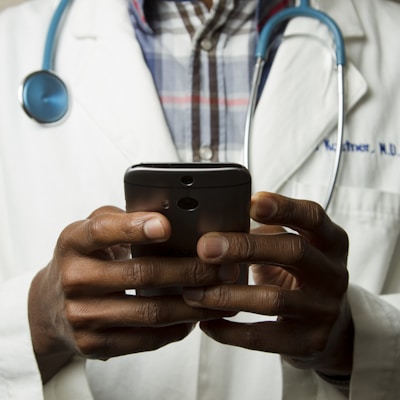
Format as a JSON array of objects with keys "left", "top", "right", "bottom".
[{"left": 1, "top": 0, "right": 400, "bottom": 398}]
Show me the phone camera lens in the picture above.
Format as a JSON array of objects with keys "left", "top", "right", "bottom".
[
  {"left": 181, "top": 175, "right": 194, "bottom": 186},
  {"left": 177, "top": 197, "right": 198, "bottom": 211}
]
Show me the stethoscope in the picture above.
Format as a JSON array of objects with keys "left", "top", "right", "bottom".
[
  {"left": 244, "top": 0, "right": 346, "bottom": 210},
  {"left": 19, "top": 0, "right": 71, "bottom": 124},
  {"left": 19, "top": 0, "right": 345, "bottom": 210}
]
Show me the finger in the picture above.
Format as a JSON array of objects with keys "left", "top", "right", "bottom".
[
  {"left": 183, "top": 285, "right": 336, "bottom": 317},
  {"left": 62, "top": 258, "right": 240, "bottom": 296},
  {"left": 197, "top": 232, "right": 343, "bottom": 287},
  {"left": 58, "top": 211, "right": 171, "bottom": 255},
  {"left": 75, "top": 323, "right": 195, "bottom": 360},
  {"left": 198, "top": 231, "right": 305, "bottom": 265},
  {"left": 250, "top": 192, "right": 348, "bottom": 254},
  {"left": 250, "top": 264, "right": 298, "bottom": 289},
  {"left": 66, "top": 295, "right": 233, "bottom": 330},
  {"left": 251, "top": 224, "right": 286, "bottom": 235},
  {"left": 87, "top": 206, "right": 126, "bottom": 219},
  {"left": 199, "top": 319, "right": 325, "bottom": 359}
]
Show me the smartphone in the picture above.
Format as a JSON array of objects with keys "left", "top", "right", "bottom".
[{"left": 124, "top": 163, "right": 251, "bottom": 295}]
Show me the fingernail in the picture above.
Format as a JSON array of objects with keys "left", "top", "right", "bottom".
[
  {"left": 202, "top": 236, "right": 229, "bottom": 259},
  {"left": 219, "top": 264, "right": 239, "bottom": 283},
  {"left": 255, "top": 196, "right": 278, "bottom": 219},
  {"left": 183, "top": 288, "right": 204, "bottom": 302},
  {"left": 143, "top": 218, "right": 166, "bottom": 239}
]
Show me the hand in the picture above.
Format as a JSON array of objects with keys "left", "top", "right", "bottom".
[
  {"left": 28, "top": 206, "right": 238, "bottom": 383},
  {"left": 183, "top": 192, "right": 353, "bottom": 379}
]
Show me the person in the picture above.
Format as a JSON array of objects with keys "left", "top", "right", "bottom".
[{"left": 1, "top": 0, "right": 400, "bottom": 398}]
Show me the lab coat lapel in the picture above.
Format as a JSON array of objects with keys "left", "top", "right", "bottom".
[
  {"left": 59, "top": 0, "right": 179, "bottom": 163},
  {"left": 250, "top": 0, "right": 368, "bottom": 193}
]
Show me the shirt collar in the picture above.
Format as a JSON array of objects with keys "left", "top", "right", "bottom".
[
  {"left": 129, "top": 0, "right": 286, "bottom": 33},
  {"left": 130, "top": 0, "right": 191, "bottom": 31}
]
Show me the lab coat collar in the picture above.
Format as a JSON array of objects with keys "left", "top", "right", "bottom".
[
  {"left": 311, "top": 0, "right": 364, "bottom": 39},
  {"left": 62, "top": 0, "right": 179, "bottom": 163},
  {"left": 250, "top": 0, "right": 368, "bottom": 194}
]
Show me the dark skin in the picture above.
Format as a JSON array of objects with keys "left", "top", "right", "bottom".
[
  {"left": 28, "top": 192, "right": 353, "bottom": 391},
  {"left": 185, "top": 192, "right": 353, "bottom": 381},
  {"left": 28, "top": 207, "right": 239, "bottom": 383}
]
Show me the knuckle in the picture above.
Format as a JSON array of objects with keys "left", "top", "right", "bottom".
[
  {"left": 286, "top": 234, "right": 307, "bottom": 265},
  {"left": 262, "top": 288, "right": 285, "bottom": 315},
  {"left": 326, "top": 262, "right": 349, "bottom": 295},
  {"left": 283, "top": 199, "right": 326, "bottom": 231},
  {"left": 65, "top": 299, "right": 105, "bottom": 330},
  {"left": 125, "top": 260, "right": 155, "bottom": 287},
  {"left": 208, "top": 286, "right": 231, "bottom": 309},
  {"left": 236, "top": 235, "right": 255, "bottom": 261},
  {"left": 65, "top": 301, "right": 88, "bottom": 328},
  {"left": 75, "top": 332, "right": 94, "bottom": 356},
  {"left": 61, "top": 267, "right": 83, "bottom": 297},
  {"left": 85, "top": 217, "right": 104, "bottom": 247},
  {"left": 307, "top": 201, "right": 326, "bottom": 230},
  {"left": 76, "top": 331, "right": 109, "bottom": 359},
  {"left": 56, "top": 224, "right": 77, "bottom": 256},
  {"left": 188, "top": 260, "right": 215, "bottom": 284},
  {"left": 88, "top": 206, "right": 121, "bottom": 219},
  {"left": 140, "top": 301, "right": 164, "bottom": 325}
]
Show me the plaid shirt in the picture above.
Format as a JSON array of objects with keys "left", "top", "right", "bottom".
[{"left": 129, "top": 0, "right": 291, "bottom": 162}]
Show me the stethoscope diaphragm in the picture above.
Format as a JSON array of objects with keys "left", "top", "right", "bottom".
[{"left": 20, "top": 70, "right": 68, "bottom": 124}]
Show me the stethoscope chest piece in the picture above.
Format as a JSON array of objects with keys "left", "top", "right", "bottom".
[{"left": 20, "top": 70, "right": 68, "bottom": 124}]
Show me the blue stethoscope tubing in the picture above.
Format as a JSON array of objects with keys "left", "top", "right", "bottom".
[
  {"left": 42, "top": 0, "right": 71, "bottom": 71},
  {"left": 244, "top": 0, "right": 346, "bottom": 210},
  {"left": 19, "top": 0, "right": 71, "bottom": 124}
]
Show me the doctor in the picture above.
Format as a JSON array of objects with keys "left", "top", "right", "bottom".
[{"left": 1, "top": 0, "right": 400, "bottom": 399}]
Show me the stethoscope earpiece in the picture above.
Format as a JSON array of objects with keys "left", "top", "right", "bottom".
[{"left": 20, "top": 70, "right": 68, "bottom": 124}]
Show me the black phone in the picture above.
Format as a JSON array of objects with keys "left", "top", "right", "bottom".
[{"left": 124, "top": 162, "right": 251, "bottom": 295}]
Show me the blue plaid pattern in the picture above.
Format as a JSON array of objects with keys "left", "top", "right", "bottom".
[{"left": 129, "top": 0, "right": 291, "bottom": 163}]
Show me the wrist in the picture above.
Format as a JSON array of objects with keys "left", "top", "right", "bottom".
[{"left": 28, "top": 268, "right": 75, "bottom": 383}]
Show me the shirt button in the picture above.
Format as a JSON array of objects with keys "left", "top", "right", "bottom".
[
  {"left": 199, "top": 146, "right": 214, "bottom": 161},
  {"left": 200, "top": 37, "right": 214, "bottom": 52}
]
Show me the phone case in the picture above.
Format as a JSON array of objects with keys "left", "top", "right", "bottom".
[
  {"left": 124, "top": 163, "right": 251, "bottom": 257},
  {"left": 124, "top": 163, "right": 251, "bottom": 295}
]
